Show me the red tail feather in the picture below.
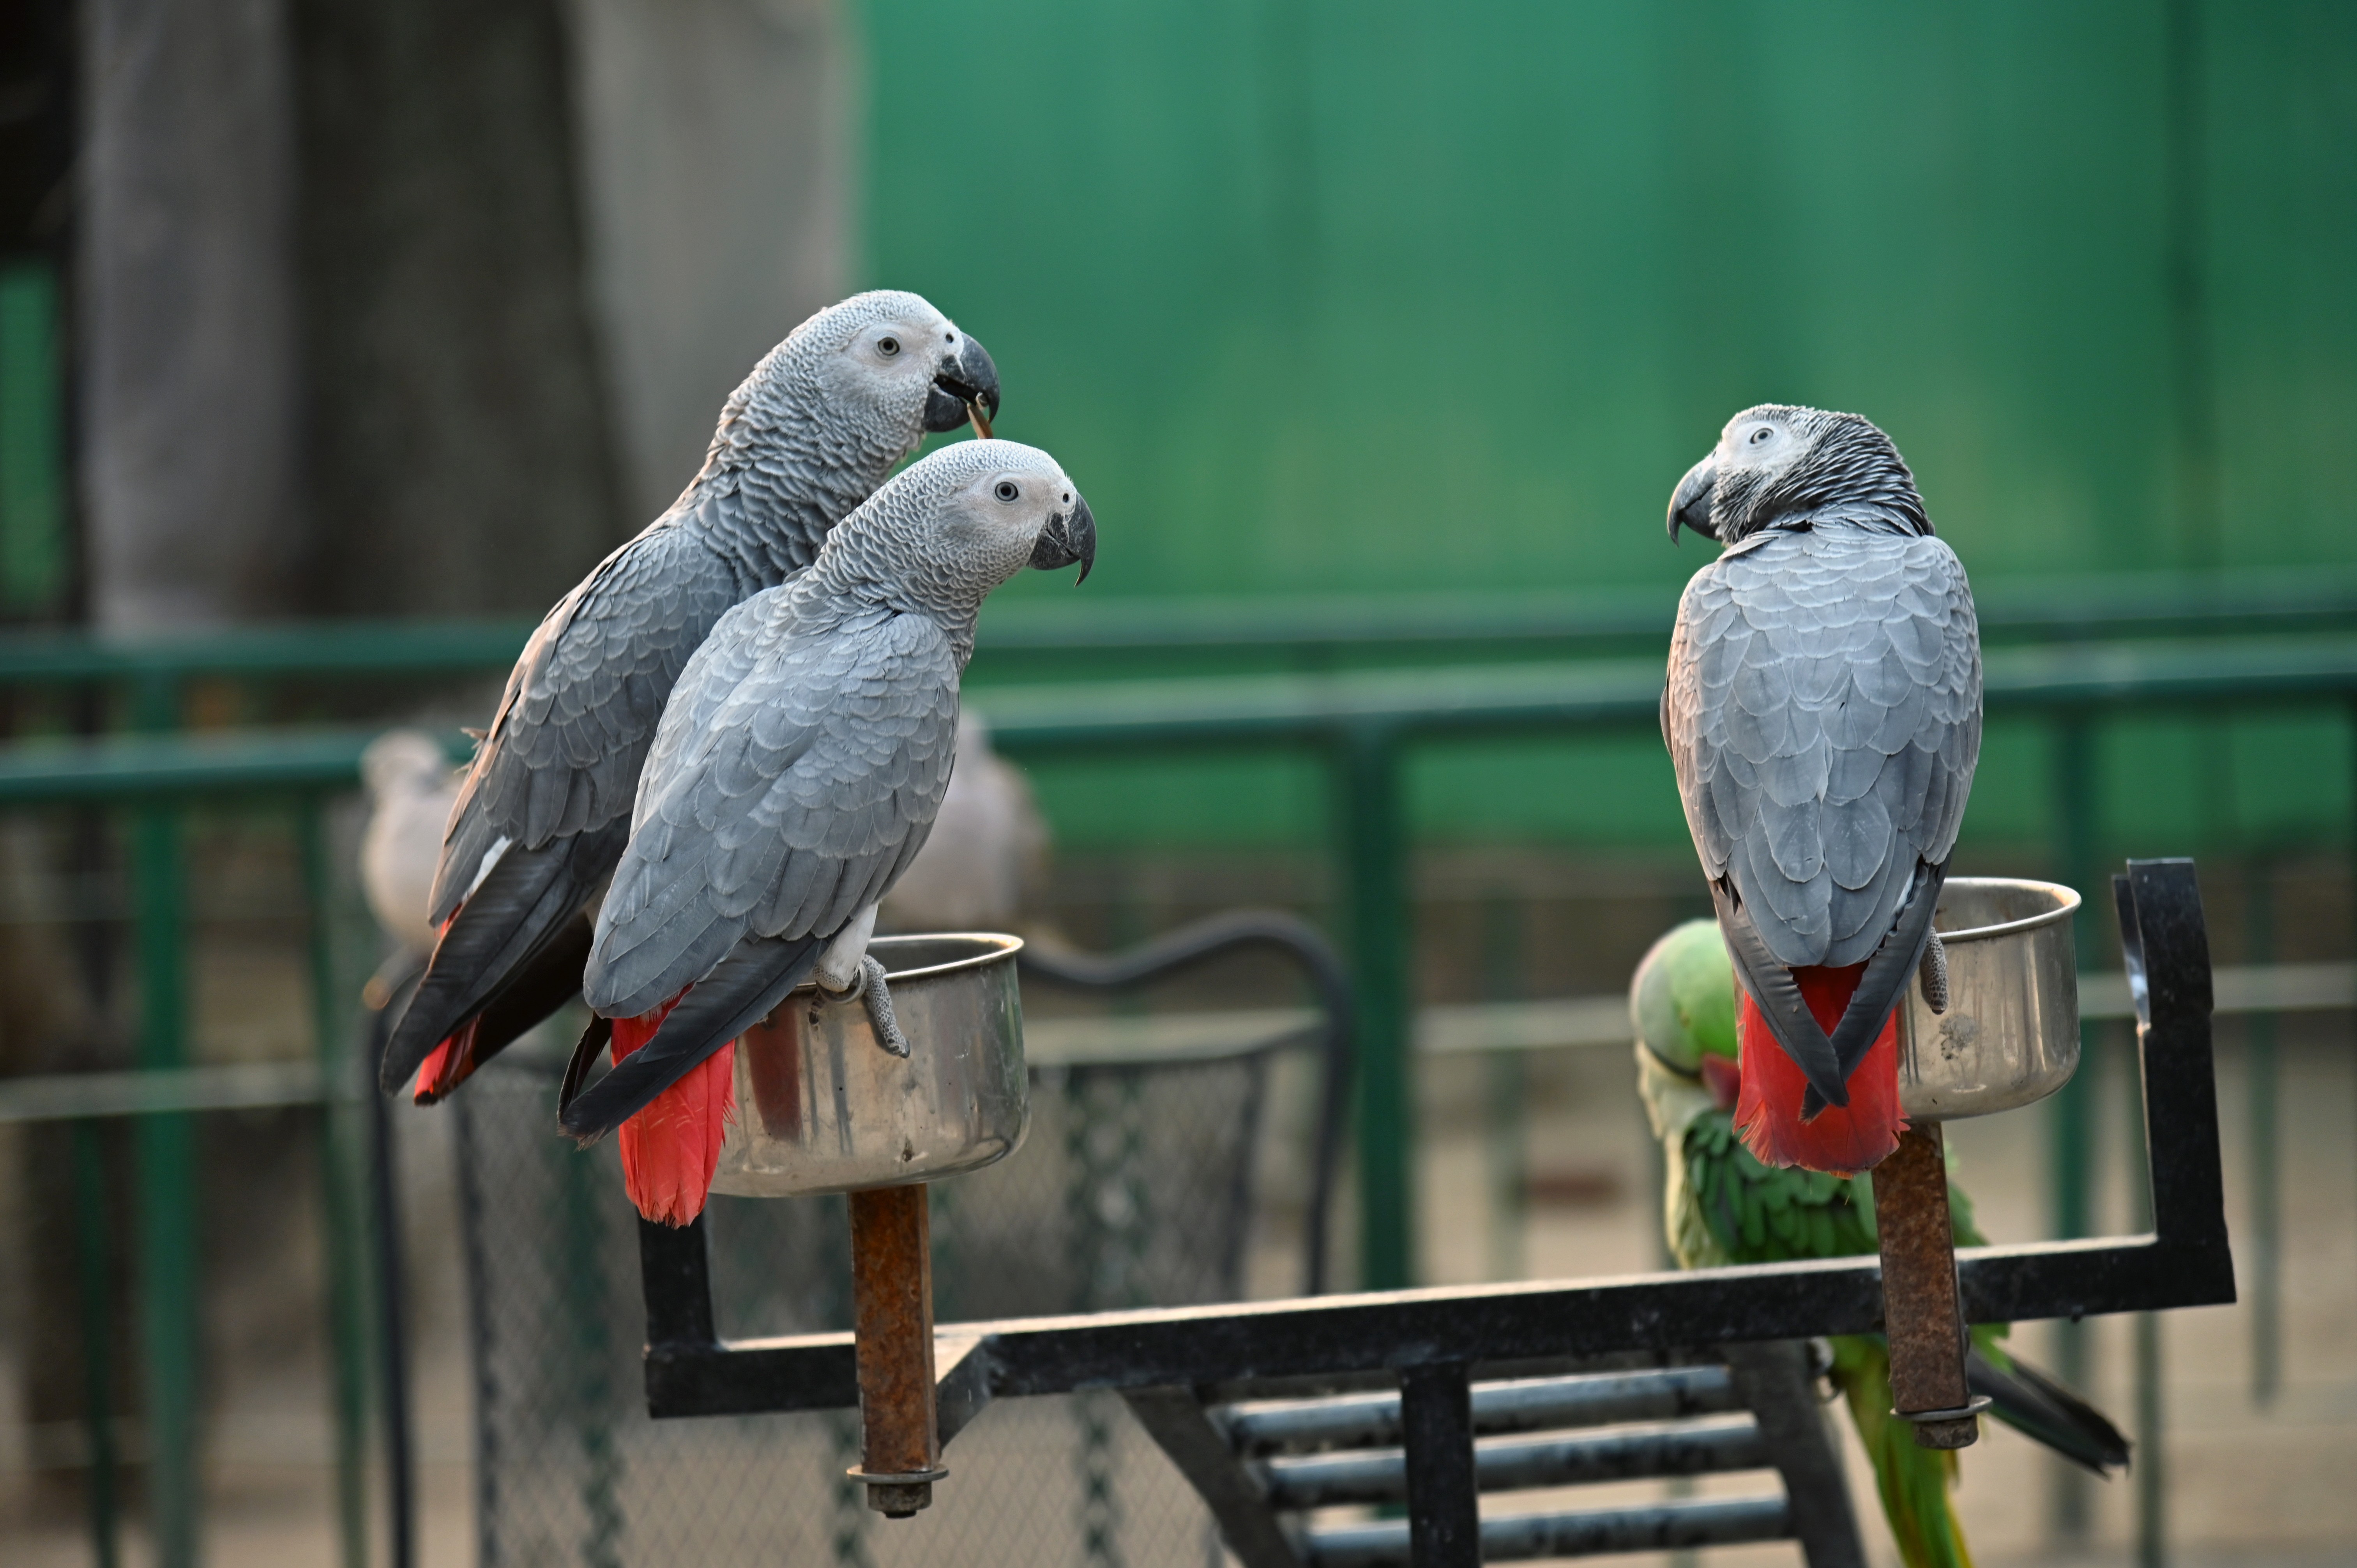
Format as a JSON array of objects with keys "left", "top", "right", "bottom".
[
  {"left": 611, "top": 991, "right": 737, "bottom": 1227},
  {"left": 409, "top": 911, "right": 475, "bottom": 1105},
  {"left": 411, "top": 1018, "right": 480, "bottom": 1105},
  {"left": 1733, "top": 963, "right": 1905, "bottom": 1175}
]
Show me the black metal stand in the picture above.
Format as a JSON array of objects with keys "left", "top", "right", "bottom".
[{"left": 634, "top": 859, "right": 2230, "bottom": 1566}]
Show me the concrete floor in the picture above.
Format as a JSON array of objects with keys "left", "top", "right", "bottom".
[{"left": 4, "top": 1015, "right": 2353, "bottom": 1567}]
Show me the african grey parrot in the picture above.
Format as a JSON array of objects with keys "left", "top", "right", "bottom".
[
  {"left": 555, "top": 440, "right": 1095, "bottom": 1224},
  {"left": 381, "top": 291, "right": 1000, "bottom": 1102},
  {"left": 1661, "top": 404, "right": 1980, "bottom": 1172}
]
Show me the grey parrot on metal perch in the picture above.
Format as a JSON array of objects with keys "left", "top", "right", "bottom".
[
  {"left": 556, "top": 439, "right": 1095, "bottom": 1224},
  {"left": 1661, "top": 404, "right": 1981, "bottom": 1173},
  {"left": 381, "top": 291, "right": 1000, "bottom": 1103}
]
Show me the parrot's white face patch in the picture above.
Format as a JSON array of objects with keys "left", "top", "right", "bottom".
[
  {"left": 937, "top": 459, "right": 1080, "bottom": 575},
  {"left": 819, "top": 301, "right": 961, "bottom": 419},
  {"left": 1718, "top": 413, "right": 1803, "bottom": 478}
]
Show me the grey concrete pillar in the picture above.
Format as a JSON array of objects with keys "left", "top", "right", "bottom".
[
  {"left": 78, "top": 0, "right": 302, "bottom": 631},
  {"left": 291, "top": 0, "right": 628, "bottom": 619}
]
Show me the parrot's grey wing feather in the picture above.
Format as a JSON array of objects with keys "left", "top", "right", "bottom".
[
  {"left": 583, "top": 600, "right": 960, "bottom": 1019},
  {"left": 1664, "top": 574, "right": 1739, "bottom": 881},
  {"left": 1827, "top": 859, "right": 1945, "bottom": 1075},
  {"left": 382, "top": 820, "right": 629, "bottom": 1088},
  {"left": 429, "top": 522, "right": 742, "bottom": 920},
  {"left": 1709, "top": 879, "right": 1847, "bottom": 1107},
  {"left": 1908, "top": 541, "right": 1982, "bottom": 865},
  {"left": 412, "top": 908, "right": 597, "bottom": 1101},
  {"left": 431, "top": 799, "right": 505, "bottom": 931},
  {"left": 560, "top": 934, "right": 822, "bottom": 1140},
  {"left": 1671, "top": 560, "right": 1838, "bottom": 968},
  {"left": 1819, "top": 537, "right": 1978, "bottom": 965}
]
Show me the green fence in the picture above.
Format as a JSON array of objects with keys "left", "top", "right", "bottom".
[{"left": 0, "top": 775, "right": 374, "bottom": 1568}]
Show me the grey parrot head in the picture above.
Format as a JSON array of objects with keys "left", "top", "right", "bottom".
[
  {"left": 1666, "top": 404, "right": 1928, "bottom": 546},
  {"left": 827, "top": 440, "right": 1096, "bottom": 614},
  {"left": 789, "top": 290, "right": 1002, "bottom": 447}
]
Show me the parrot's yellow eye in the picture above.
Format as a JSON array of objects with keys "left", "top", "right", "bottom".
[
  {"left": 1749, "top": 426, "right": 1773, "bottom": 445},
  {"left": 878, "top": 335, "right": 901, "bottom": 357},
  {"left": 995, "top": 481, "right": 1019, "bottom": 502}
]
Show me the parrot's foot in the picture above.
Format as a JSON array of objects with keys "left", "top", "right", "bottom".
[
  {"left": 1919, "top": 929, "right": 1949, "bottom": 1014},
  {"left": 816, "top": 955, "right": 910, "bottom": 1057},
  {"left": 859, "top": 957, "right": 910, "bottom": 1056}
]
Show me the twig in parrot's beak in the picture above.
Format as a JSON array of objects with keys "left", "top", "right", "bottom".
[{"left": 967, "top": 401, "right": 993, "bottom": 440}]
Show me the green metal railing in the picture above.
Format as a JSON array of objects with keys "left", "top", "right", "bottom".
[
  {"left": 10, "top": 632, "right": 2357, "bottom": 1295},
  {"left": 0, "top": 766, "right": 374, "bottom": 1568},
  {"left": 6, "top": 601, "right": 2356, "bottom": 1563}
]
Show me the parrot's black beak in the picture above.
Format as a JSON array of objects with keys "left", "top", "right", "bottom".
[
  {"left": 926, "top": 334, "right": 1002, "bottom": 437},
  {"left": 1667, "top": 455, "right": 1719, "bottom": 544},
  {"left": 1030, "top": 493, "right": 1096, "bottom": 584}
]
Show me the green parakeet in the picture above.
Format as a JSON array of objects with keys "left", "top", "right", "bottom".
[{"left": 1631, "top": 920, "right": 2128, "bottom": 1568}]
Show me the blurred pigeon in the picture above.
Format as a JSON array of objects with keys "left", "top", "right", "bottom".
[
  {"left": 382, "top": 292, "right": 1001, "bottom": 1103},
  {"left": 878, "top": 713, "right": 1048, "bottom": 933},
  {"left": 560, "top": 441, "right": 1094, "bottom": 1224},
  {"left": 1631, "top": 921, "right": 2127, "bottom": 1568},
  {"left": 1661, "top": 405, "right": 1980, "bottom": 1172},
  {"left": 358, "top": 730, "right": 460, "bottom": 956}
]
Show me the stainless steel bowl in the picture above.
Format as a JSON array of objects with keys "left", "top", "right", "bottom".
[
  {"left": 709, "top": 934, "right": 1028, "bottom": 1199},
  {"left": 1898, "top": 878, "right": 2082, "bottom": 1122}
]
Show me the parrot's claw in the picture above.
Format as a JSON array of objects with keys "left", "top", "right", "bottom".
[
  {"left": 813, "top": 955, "right": 910, "bottom": 1056},
  {"left": 859, "top": 957, "right": 910, "bottom": 1056},
  {"left": 1919, "top": 929, "right": 1950, "bottom": 1015}
]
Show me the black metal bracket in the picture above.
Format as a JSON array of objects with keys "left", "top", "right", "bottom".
[{"left": 633, "top": 858, "right": 2231, "bottom": 1562}]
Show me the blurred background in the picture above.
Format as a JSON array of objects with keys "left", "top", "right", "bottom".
[{"left": 0, "top": 1, "right": 2353, "bottom": 1565}]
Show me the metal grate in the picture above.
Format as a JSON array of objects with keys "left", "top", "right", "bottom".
[{"left": 451, "top": 1031, "right": 1286, "bottom": 1567}]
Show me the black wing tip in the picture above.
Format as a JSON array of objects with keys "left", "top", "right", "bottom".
[
  {"left": 558, "top": 1051, "right": 696, "bottom": 1143},
  {"left": 556, "top": 1073, "right": 629, "bottom": 1142},
  {"left": 558, "top": 1014, "right": 620, "bottom": 1139},
  {"left": 554, "top": 937, "right": 822, "bottom": 1142},
  {"left": 1709, "top": 880, "right": 1851, "bottom": 1108},
  {"left": 377, "top": 1014, "right": 440, "bottom": 1095}
]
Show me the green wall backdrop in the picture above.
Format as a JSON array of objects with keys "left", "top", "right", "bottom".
[{"left": 855, "top": 1, "right": 2357, "bottom": 855}]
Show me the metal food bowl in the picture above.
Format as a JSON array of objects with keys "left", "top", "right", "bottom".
[
  {"left": 1897, "top": 878, "right": 2082, "bottom": 1122},
  {"left": 709, "top": 933, "right": 1028, "bottom": 1199}
]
